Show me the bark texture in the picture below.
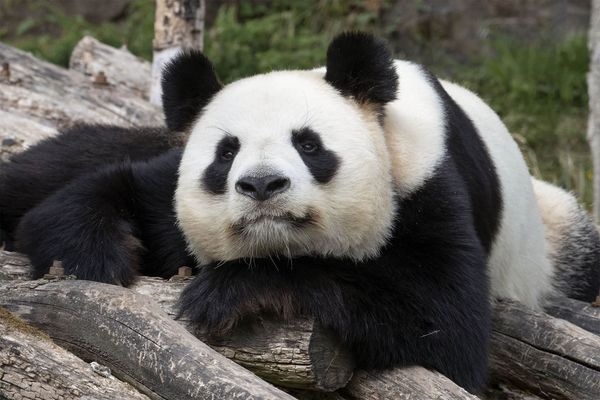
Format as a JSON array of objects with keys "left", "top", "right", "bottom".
[
  {"left": 342, "top": 367, "right": 479, "bottom": 400},
  {"left": 70, "top": 35, "right": 152, "bottom": 100},
  {"left": 3, "top": 251, "right": 600, "bottom": 399},
  {"left": 0, "top": 307, "right": 150, "bottom": 400},
  {"left": 0, "top": 278, "right": 294, "bottom": 400},
  {"left": 150, "top": 0, "right": 205, "bottom": 105},
  {"left": 589, "top": 0, "right": 600, "bottom": 220},
  {"left": 490, "top": 299, "right": 600, "bottom": 400},
  {"left": 0, "top": 257, "right": 355, "bottom": 393},
  {"left": 0, "top": 42, "right": 162, "bottom": 160}
]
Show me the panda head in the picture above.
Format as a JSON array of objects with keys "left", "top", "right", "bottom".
[{"left": 164, "top": 32, "right": 399, "bottom": 264}]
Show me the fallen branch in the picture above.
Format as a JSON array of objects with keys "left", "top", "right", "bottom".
[
  {"left": 3, "top": 251, "right": 599, "bottom": 399},
  {"left": 490, "top": 299, "right": 600, "bottom": 400},
  {"left": 341, "top": 368, "right": 478, "bottom": 400},
  {"left": 0, "top": 109, "right": 58, "bottom": 161},
  {"left": 0, "top": 252, "right": 474, "bottom": 396},
  {"left": 0, "top": 306, "right": 149, "bottom": 400},
  {"left": 0, "top": 42, "right": 162, "bottom": 154},
  {"left": 0, "top": 279, "right": 294, "bottom": 400},
  {"left": 70, "top": 36, "right": 152, "bottom": 100},
  {"left": 544, "top": 296, "right": 600, "bottom": 335}
]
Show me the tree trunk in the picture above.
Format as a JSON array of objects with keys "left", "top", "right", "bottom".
[
  {"left": 70, "top": 36, "right": 152, "bottom": 100},
  {"left": 490, "top": 300, "right": 600, "bottom": 400},
  {"left": 150, "top": 0, "right": 205, "bottom": 106},
  {"left": 0, "top": 279, "right": 294, "bottom": 400},
  {"left": 0, "top": 307, "right": 150, "bottom": 400},
  {"left": 588, "top": 0, "right": 600, "bottom": 221},
  {"left": 0, "top": 42, "right": 163, "bottom": 159},
  {"left": 3, "top": 251, "right": 600, "bottom": 399}
]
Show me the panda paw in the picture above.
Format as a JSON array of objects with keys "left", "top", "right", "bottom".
[
  {"left": 176, "top": 269, "right": 244, "bottom": 334},
  {"left": 15, "top": 164, "right": 143, "bottom": 286}
]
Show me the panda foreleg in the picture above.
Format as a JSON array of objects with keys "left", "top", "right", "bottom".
[{"left": 15, "top": 149, "right": 187, "bottom": 285}]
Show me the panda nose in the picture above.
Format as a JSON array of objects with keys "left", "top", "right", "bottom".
[{"left": 235, "top": 175, "right": 291, "bottom": 201}]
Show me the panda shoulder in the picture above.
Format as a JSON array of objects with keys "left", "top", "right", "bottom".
[{"left": 384, "top": 60, "right": 448, "bottom": 196}]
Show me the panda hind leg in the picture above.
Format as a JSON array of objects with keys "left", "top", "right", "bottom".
[
  {"left": 15, "top": 162, "right": 144, "bottom": 286},
  {"left": 532, "top": 178, "right": 600, "bottom": 302}
]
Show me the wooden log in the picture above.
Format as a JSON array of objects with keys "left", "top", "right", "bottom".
[
  {"left": 0, "top": 251, "right": 30, "bottom": 280},
  {"left": 0, "top": 279, "right": 294, "bottom": 400},
  {"left": 490, "top": 299, "right": 600, "bottom": 400},
  {"left": 70, "top": 36, "right": 152, "bottom": 100},
  {"left": 341, "top": 367, "right": 478, "bottom": 400},
  {"left": 0, "top": 306, "right": 150, "bottom": 400},
  {"left": 0, "top": 42, "right": 162, "bottom": 150},
  {"left": 0, "top": 109, "right": 58, "bottom": 162},
  {"left": 150, "top": 0, "right": 205, "bottom": 105},
  {"left": 544, "top": 296, "right": 600, "bottom": 335},
  {"left": 3, "top": 252, "right": 600, "bottom": 397},
  {"left": 200, "top": 317, "right": 354, "bottom": 392},
  {"left": 0, "top": 252, "right": 355, "bottom": 391},
  {"left": 588, "top": 0, "right": 600, "bottom": 220}
]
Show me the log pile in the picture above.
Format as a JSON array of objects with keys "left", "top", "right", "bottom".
[
  {"left": 1, "top": 251, "right": 599, "bottom": 400},
  {"left": 0, "top": 37, "right": 160, "bottom": 160},
  {"left": 1, "top": 39, "right": 599, "bottom": 399}
]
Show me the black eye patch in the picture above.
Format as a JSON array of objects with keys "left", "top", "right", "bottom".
[
  {"left": 202, "top": 135, "right": 240, "bottom": 194},
  {"left": 292, "top": 128, "right": 339, "bottom": 184}
]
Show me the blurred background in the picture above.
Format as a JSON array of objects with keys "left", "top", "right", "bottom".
[{"left": 0, "top": 0, "right": 592, "bottom": 206}]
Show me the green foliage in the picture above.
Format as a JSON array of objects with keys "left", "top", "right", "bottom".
[
  {"left": 450, "top": 35, "right": 591, "bottom": 205},
  {"left": 0, "top": 0, "right": 592, "bottom": 205},
  {"left": 1, "top": 0, "right": 154, "bottom": 67},
  {"left": 205, "top": 0, "right": 384, "bottom": 82}
]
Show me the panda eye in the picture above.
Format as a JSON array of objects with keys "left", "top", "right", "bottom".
[
  {"left": 301, "top": 142, "right": 318, "bottom": 154},
  {"left": 221, "top": 149, "right": 235, "bottom": 161}
]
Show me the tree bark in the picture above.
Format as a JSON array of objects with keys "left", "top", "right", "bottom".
[
  {"left": 544, "top": 296, "right": 600, "bottom": 335},
  {"left": 70, "top": 36, "right": 152, "bottom": 100},
  {"left": 0, "top": 43, "right": 163, "bottom": 159},
  {"left": 0, "top": 307, "right": 150, "bottom": 400},
  {"left": 588, "top": 0, "right": 600, "bottom": 221},
  {"left": 490, "top": 299, "right": 600, "bottom": 400},
  {"left": 150, "top": 0, "right": 205, "bottom": 106},
  {"left": 0, "top": 279, "right": 294, "bottom": 400},
  {"left": 0, "top": 110, "right": 57, "bottom": 162},
  {"left": 0, "top": 256, "right": 355, "bottom": 393},
  {"left": 2, "top": 250, "right": 600, "bottom": 399},
  {"left": 342, "top": 367, "right": 478, "bottom": 400}
]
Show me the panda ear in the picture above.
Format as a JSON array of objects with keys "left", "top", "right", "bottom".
[
  {"left": 325, "top": 32, "right": 398, "bottom": 107},
  {"left": 161, "top": 50, "right": 223, "bottom": 132}
]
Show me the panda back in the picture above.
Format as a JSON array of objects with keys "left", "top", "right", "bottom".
[
  {"left": 440, "top": 80, "right": 554, "bottom": 307},
  {"left": 384, "top": 60, "right": 553, "bottom": 307}
]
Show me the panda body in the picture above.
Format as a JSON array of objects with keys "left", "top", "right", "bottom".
[{"left": 1, "top": 32, "right": 598, "bottom": 392}]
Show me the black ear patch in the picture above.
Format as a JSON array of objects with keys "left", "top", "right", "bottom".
[
  {"left": 161, "top": 50, "right": 223, "bottom": 132},
  {"left": 325, "top": 32, "right": 398, "bottom": 106}
]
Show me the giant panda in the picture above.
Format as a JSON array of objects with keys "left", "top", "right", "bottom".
[{"left": 0, "top": 32, "right": 598, "bottom": 392}]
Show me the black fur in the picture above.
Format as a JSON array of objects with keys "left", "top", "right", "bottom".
[
  {"left": 0, "top": 124, "right": 183, "bottom": 249},
  {"left": 553, "top": 209, "right": 600, "bottom": 301},
  {"left": 177, "top": 68, "right": 502, "bottom": 392},
  {"left": 202, "top": 135, "right": 240, "bottom": 194},
  {"left": 424, "top": 69, "right": 503, "bottom": 254},
  {"left": 178, "top": 165, "right": 491, "bottom": 392},
  {"left": 16, "top": 149, "right": 192, "bottom": 284},
  {"left": 325, "top": 32, "right": 398, "bottom": 107},
  {"left": 161, "top": 50, "right": 223, "bottom": 132},
  {"left": 292, "top": 128, "right": 340, "bottom": 184}
]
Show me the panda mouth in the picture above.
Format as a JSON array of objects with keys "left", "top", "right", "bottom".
[{"left": 230, "top": 210, "right": 317, "bottom": 235}]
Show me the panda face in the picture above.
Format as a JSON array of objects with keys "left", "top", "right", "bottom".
[{"left": 175, "top": 70, "right": 397, "bottom": 264}]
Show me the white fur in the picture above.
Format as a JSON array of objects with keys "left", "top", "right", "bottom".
[
  {"left": 176, "top": 71, "right": 396, "bottom": 264},
  {"left": 383, "top": 61, "right": 447, "bottom": 196},
  {"left": 440, "top": 80, "right": 553, "bottom": 308},
  {"left": 378, "top": 62, "right": 553, "bottom": 307},
  {"left": 177, "top": 60, "right": 559, "bottom": 309}
]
